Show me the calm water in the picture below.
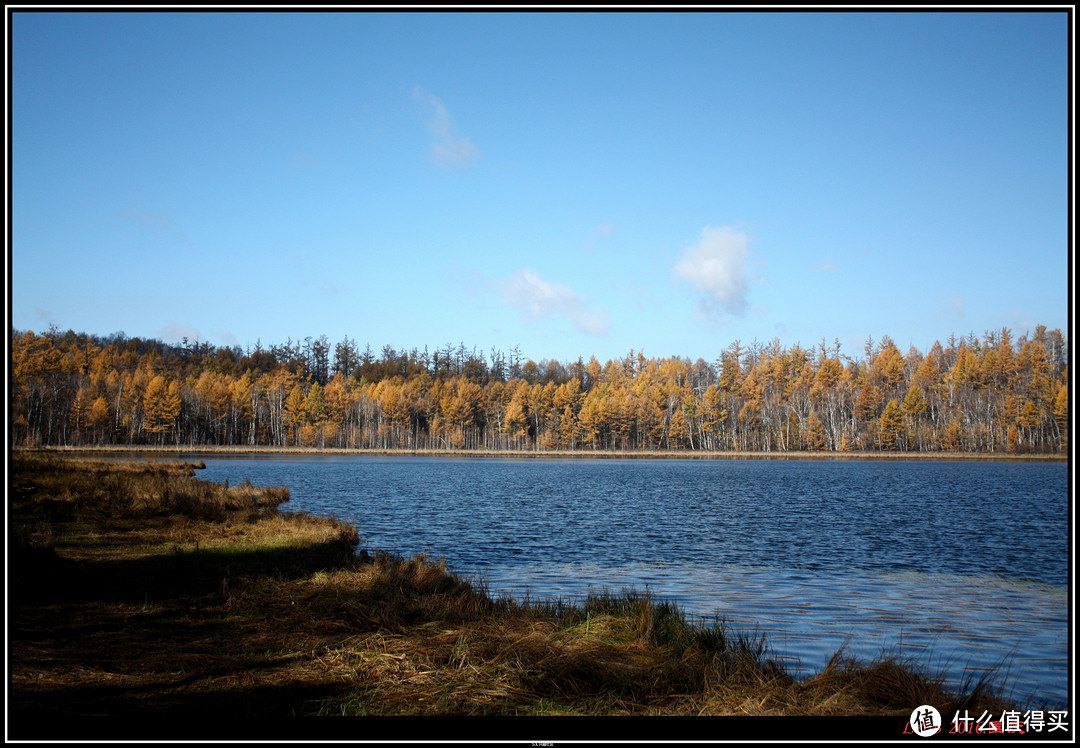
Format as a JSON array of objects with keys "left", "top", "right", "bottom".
[{"left": 193, "top": 455, "right": 1069, "bottom": 708}]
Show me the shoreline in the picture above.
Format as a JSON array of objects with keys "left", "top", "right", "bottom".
[
  {"left": 10, "top": 453, "right": 1023, "bottom": 730},
  {"left": 16, "top": 444, "right": 1069, "bottom": 462}
]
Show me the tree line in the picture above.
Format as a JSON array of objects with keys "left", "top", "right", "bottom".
[{"left": 10, "top": 325, "right": 1068, "bottom": 454}]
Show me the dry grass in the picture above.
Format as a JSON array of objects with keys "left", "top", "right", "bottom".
[{"left": 9, "top": 454, "right": 1016, "bottom": 740}]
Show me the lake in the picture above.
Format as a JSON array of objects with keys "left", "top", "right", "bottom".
[{"left": 192, "top": 454, "right": 1069, "bottom": 709}]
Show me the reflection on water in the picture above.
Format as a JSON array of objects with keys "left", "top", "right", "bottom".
[{"left": 194, "top": 455, "right": 1069, "bottom": 708}]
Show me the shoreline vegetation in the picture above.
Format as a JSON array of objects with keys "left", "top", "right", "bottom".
[
  {"left": 10, "top": 454, "right": 1017, "bottom": 739},
  {"left": 11, "top": 326, "right": 1068, "bottom": 457},
  {"left": 14, "top": 444, "right": 1067, "bottom": 461}
]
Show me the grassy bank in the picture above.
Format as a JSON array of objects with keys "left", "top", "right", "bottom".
[{"left": 9, "top": 455, "right": 1013, "bottom": 740}]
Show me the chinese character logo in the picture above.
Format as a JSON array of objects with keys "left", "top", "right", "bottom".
[{"left": 910, "top": 705, "right": 942, "bottom": 737}]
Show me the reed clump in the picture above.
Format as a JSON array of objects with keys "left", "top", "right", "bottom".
[{"left": 9, "top": 454, "right": 1015, "bottom": 736}]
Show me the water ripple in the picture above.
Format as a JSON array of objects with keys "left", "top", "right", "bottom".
[{"left": 196, "top": 455, "right": 1068, "bottom": 708}]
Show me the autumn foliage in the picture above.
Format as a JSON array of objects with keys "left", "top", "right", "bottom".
[{"left": 10, "top": 327, "right": 1068, "bottom": 454}]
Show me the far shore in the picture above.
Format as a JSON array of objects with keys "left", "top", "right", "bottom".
[{"left": 15, "top": 444, "right": 1068, "bottom": 462}]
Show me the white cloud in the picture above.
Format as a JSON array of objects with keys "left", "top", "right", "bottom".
[
  {"left": 499, "top": 268, "right": 611, "bottom": 337},
  {"left": 414, "top": 86, "right": 479, "bottom": 169},
  {"left": 934, "top": 296, "right": 966, "bottom": 323},
  {"left": 215, "top": 330, "right": 240, "bottom": 348},
  {"left": 584, "top": 222, "right": 616, "bottom": 252},
  {"left": 672, "top": 225, "right": 751, "bottom": 318},
  {"left": 122, "top": 208, "right": 190, "bottom": 245},
  {"left": 159, "top": 322, "right": 204, "bottom": 345}
]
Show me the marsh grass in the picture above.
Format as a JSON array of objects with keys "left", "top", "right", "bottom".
[{"left": 9, "top": 454, "right": 1016, "bottom": 736}]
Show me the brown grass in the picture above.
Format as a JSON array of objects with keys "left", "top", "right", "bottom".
[{"left": 8, "top": 454, "right": 1015, "bottom": 740}]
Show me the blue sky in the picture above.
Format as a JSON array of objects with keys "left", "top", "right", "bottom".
[{"left": 11, "top": 11, "right": 1069, "bottom": 364}]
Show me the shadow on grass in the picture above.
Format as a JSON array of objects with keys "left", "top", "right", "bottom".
[
  {"left": 9, "top": 537, "right": 371, "bottom": 740},
  {"left": 9, "top": 454, "right": 367, "bottom": 739},
  {"left": 9, "top": 682, "right": 349, "bottom": 741},
  {"left": 10, "top": 533, "right": 361, "bottom": 605}
]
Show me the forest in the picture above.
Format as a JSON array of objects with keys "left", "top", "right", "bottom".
[{"left": 9, "top": 325, "right": 1069, "bottom": 454}]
